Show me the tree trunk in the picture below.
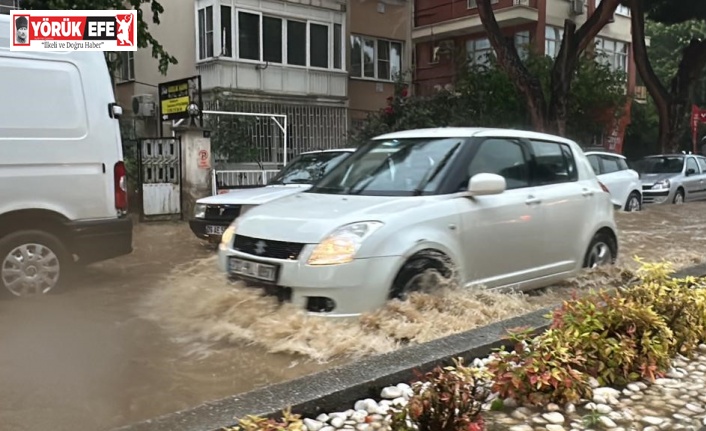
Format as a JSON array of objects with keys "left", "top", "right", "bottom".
[
  {"left": 666, "top": 39, "right": 706, "bottom": 152},
  {"left": 476, "top": 0, "right": 548, "bottom": 131},
  {"left": 547, "top": 0, "right": 621, "bottom": 135}
]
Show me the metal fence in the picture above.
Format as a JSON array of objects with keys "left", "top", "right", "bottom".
[{"left": 211, "top": 169, "right": 280, "bottom": 195}]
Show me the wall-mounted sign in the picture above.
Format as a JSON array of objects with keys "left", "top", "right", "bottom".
[
  {"left": 198, "top": 149, "right": 210, "bottom": 169},
  {"left": 158, "top": 76, "right": 201, "bottom": 121}
]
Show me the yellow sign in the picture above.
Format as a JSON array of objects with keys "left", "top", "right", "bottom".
[{"left": 161, "top": 96, "right": 189, "bottom": 115}]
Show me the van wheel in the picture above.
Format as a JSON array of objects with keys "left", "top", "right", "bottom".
[
  {"left": 390, "top": 251, "right": 453, "bottom": 300},
  {"left": 583, "top": 232, "right": 617, "bottom": 269},
  {"left": 624, "top": 192, "right": 642, "bottom": 212},
  {"left": 0, "top": 231, "right": 70, "bottom": 297}
]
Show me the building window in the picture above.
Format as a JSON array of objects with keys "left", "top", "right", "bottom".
[
  {"left": 198, "top": 6, "right": 214, "bottom": 59},
  {"left": 221, "top": 6, "right": 232, "bottom": 57},
  {"left": 595, "top": 0, "right": 630, "bottom": 16},
  {"left": 226, "top": 10, "right": 342, "bottom": 70},
  {"left": 238, "top": 11, "right": 260, "bottom": 61},
  {"left": 466, "top": 37, "right": 492, "bottom": 66},
  {"left": 467, "top": 0, "right": 498, "bottom": 9},
  {"left": 514, "top": 30, "right": 530, "bottom": 60},
  {"left": 350, "top": 35, "right": 402, "bottom": 81},
  {"left": 595, "top": 37, "right": 628, "bottom": 73},
  {"left": 544, "top": 26, "right": 564, "bottom": 59},
  {"left": 115, "top": 51, "right": 134, "bottom": 82}
]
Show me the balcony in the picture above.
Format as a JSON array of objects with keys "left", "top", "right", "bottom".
[
  {"left": 413, "top": 0, "right": 538, "bottom": 41},
  {"left": 197, "top": 60, "right": 348, "bottom": 100}
]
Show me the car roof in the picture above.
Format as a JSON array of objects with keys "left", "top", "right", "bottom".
[
  {"left": 300, "top": 148, "right": 356, "bottom": 155},
  {"left": 372, "top": 127, "right": 577, "bottom": 146},
  {"left": 584, "top": 151, "right": 626, "bottom": 159}
]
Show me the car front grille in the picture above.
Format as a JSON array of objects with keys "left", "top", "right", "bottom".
[
  {"left": 232, "top": 235, "right": 306, "bottom": 260},
  {"left": 205, "top": 204, "right": 241, "bottom": 222}
]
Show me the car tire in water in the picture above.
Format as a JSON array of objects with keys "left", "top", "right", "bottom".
[
  {"left": 583, "top": 231, "right": 617, "bottom": 269},
  {"left": 673, "top": 188, "right": 685, "bottom": 205},
  {"left": 0, "top": 230, "right": 71, "bottom": 298},
  {"left": 389, "top": 250, "right": 454, "bottom": 300},
  {"left": 624, "top": 191, "right": 642, "bottom": 212}
]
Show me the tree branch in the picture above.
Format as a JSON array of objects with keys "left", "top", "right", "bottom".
[{"left": 476, "top": 0, "right": 548, "bottom": 130}]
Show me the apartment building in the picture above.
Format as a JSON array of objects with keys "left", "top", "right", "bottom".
[
  {"left": 411, "top": 0, "right": 640, "bottom": 150},
  {"left": 0, "top": 0, "right": 20, "bottom": 14},
  {"left": 106, "top": 0, "right": 413, "bottom": 165}
]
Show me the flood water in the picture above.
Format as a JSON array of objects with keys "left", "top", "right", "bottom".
[{"left": 0, "top": 203, "right": 704, "bottom": 431}]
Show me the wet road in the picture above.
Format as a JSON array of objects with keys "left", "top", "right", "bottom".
[
  {"left": 0, "top": 221, "right": 331, "bottom": 431},
  {"left": 1, "top": 203, "right": 705, "bottom": 431}
]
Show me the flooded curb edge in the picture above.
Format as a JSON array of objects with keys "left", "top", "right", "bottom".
[{"left": 113, "top": 264, "right": 706, "bottom": 431}]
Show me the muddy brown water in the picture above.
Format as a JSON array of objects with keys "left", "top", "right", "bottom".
[{"left": 0, "top": 204, "right": 704, "bottom": 431}]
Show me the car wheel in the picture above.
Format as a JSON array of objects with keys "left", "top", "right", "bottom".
[
  {"left": 624, "top": 192, "right": 642, "bottom": 212},
  {"left": 389, "top": 250, "right": 453, "bottom": 300},
  {"left": 673, "top": 188, "right": 685, "bottom": 204},
  {"left": 583, "top": 232, "right": 617, "bottom": 269},
  {"left": 0, "top": 230, "right": 70, "bottom": 298}
]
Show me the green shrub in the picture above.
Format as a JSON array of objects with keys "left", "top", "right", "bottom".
[
  {"left": 623, "top": 259, "right": 706, "bottom": 357},
  {"left": 391, "top": 358, "right": 488, "bottom": 431},
  {"left": 486, "top": 327, "right": 592, "bottom": 406}
]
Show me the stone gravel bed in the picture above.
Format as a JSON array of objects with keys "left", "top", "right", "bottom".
[{"left": 293, "top": 345, "right": 706, "bottom": 431}]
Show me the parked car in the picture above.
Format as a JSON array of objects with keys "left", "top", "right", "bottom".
[
  {"left": 189, "top": 149, "right": 355, "bottom": 243},
  {"left": 632, "top": 153, "right": 706, "bottom": 205},
  {"left": 585, "top": 151, "right": 642, "bottom": 211},
  {"left": 0, "top": 15, "right": 133, "bottom": 298},
  {"left": 217, "top": 128, "right": 619, "bottom": 317}
]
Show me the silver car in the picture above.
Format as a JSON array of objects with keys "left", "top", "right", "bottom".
[{"left": 633, "top": 154, "right": 706, "bottom": 204}]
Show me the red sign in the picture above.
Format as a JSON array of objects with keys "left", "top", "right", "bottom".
[
  {"left": 691, "top": 105, "right": 706, "bottom": 153},
  {"left": 198, "top": 149, "right": 210, "bottom": 169}
]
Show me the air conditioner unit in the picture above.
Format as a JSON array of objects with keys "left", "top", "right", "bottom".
[
  {"left": 571, "top": 0, "right": 585, "bottom": 15},
  {"left": 131, "top": 94, "right": 156, "bottom": 118}
]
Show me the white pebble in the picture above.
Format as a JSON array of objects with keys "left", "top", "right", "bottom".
[
  {"left": 565, "top": 403, "right": 576, "bottom": 414},
  {"left": 598, "top": 416, "right": 617, "bottom": 428},
  {"left": 685, "top": 403, "right": 705, "bottom": 414},
  {"left": 588, "top": 377, "right": 600, "bottom": 388},
  {"left": 546, "top": 403, "right": 560, "bottom": 412},
  {"left": 380, "top": 387, "right": 402, "bottom": 399},
  {"left": 304, "top": 419, "right": 324, "bottom": 431},
  {"left": 509, "top": 426, "right": 533, "bottom": 431},
  {"left": 503, "top": 398, "right": 518, "bottom": 408},
  {"left": 592, "top": 394, "right": 608, "bottom": 404},
  {"left": 595, "top": 403, "right": 612, "bottom": 414},
  {"left": 330, "top": 417, "right": 345, "bottom": 428},
  {"left": 542, "top": 412, "right": 565, "bottom": 424},
  {"left": 641, "top": 416, "right": 664, "bottom": 426},
  {"left": 355, "top": 424, "right": 370, "bottom": 431},
  {"left": 320, "top": 427, "right": 335, "bottom": 431},
  {"left": 627, "top": 383, "right": 641, "bottom": 392},
  {"left": 546, "top": 425, "right": 565, "bottom": 431},
  {"left": 351, "top": 410, "right": 368, "bottom": 423},
  {"left": 391, "top": 397, "right": 406, "bottom": 407},
  {"left": 316, "top": 414, "right": 330, "bottom": 423}
]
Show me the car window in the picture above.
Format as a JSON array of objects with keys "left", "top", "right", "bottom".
[
  {"left": 468, "top": 138, "right": 530, "bottom": 190},
  {"left": 600, "top": 156, "right": 621, "bottom": 174},
  {"left": 617, "top": 158, "right": 629, "bottom": 170},
  {"left": 529, "top": 140, "right": 578, "bottom": 185},
  {"left": 586, "top": 155, "right": 601, "bottom": 174},
  {"left": 686, "top": 157, "right": 699, "bottom": 174},
  {"left": 698, "top": 157, "right": 706, "bottom": 173}
]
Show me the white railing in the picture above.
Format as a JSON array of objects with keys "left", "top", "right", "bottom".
[{"left": 211, "top": 169, "right": 280, "bottom": 195}]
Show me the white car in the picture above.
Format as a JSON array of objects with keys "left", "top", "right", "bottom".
[
  {"left": 190, "top": 148, "right": 355, "bottom": 242},
  {"left": 585, "top": 151, "right": 642, "bottom": 211},
  {"left": 218, "top": 128, "right": 619, "bottom": 317}
]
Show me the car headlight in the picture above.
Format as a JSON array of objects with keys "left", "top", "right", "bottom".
[
  {"left": 194, "top": 203, "right": 207, "bottom": 219},
  {"left": 307, "top": 221, "right": 384, "bottom": 266},
  {"left": 219, "top": 219, "right": 238, "bottom": 251},
  {"left": 653, "top": 179, "right": 670, "bottom": 190}
]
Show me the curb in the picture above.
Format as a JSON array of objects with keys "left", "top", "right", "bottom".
[{"left": 113, "top": 264, "right": 706, "bottom": 431}]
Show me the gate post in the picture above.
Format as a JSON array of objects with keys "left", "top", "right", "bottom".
[{"left": 174, "top": 124, "right": 212, "bottom": 219}]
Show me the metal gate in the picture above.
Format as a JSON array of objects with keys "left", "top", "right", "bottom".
[{"left": 137, "top": 137, "right": 182, "bottom": 218}]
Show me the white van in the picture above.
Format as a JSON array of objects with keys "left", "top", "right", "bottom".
[{"left": 0, "top": 15, "right": 133, "bottom": 297}]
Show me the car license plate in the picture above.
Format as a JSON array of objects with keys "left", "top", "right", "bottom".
[
  {"left": 206, "top": 225, "right": 226, "bottom": 235},
  {"left": 229, "top": 257, "right": 277, "bottom": 282}
]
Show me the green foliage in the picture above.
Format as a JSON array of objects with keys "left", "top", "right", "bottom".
[
  {"left": 643, "top": 0, "right": 706, "bottom": 25},
  {"left": 486, "top": 327, "right": 592, "bottom": 406},
  {"left": 21, "top": 0, "right": 178, "bottom": 74},
  {"left": 549, "top": 291, "right": 674, "bottom": 386},
  {"left": 625, "top": 259, "right": 706, "bottom": 357},
  {"left": 349, "top": 51, "right": 627, "bottom": 147},
  {"left": 206, "top": 90, "right": 260, "bottom": 165},
  {"left": 390, "top": 358, "right": 488, "bottom": 431}
]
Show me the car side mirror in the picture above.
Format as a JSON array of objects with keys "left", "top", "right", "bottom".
[
  {"left": 686, "top": 168, "right": 697, "bottom": 176},
  {"left": 467, "top": 173, "right": 506, "bottom": 196}
]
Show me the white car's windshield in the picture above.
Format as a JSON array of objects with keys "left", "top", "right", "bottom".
[
  {"left": 268, "top": 151, "right": 351, "bottom": 185},
  {"left": 308, "top": 138, "right": 466, "bottom": 196},
  {"left": 634, "top": 156, "right": 684, "bottom": 174}
]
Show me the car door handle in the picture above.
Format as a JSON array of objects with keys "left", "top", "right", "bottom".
[
  {"left": 525, "top": 195, "right": 541, "bottom": 205},
  {"left": 582, "top": 188, "right": 594, "bottom": 197}
]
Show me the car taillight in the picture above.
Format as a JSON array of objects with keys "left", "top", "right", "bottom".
[
  {"left": 599, "top": 181, "right": 610, "bottom": 194},
  {"left": 114, "top": 161, "right": 128, "bottom": 213}
]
